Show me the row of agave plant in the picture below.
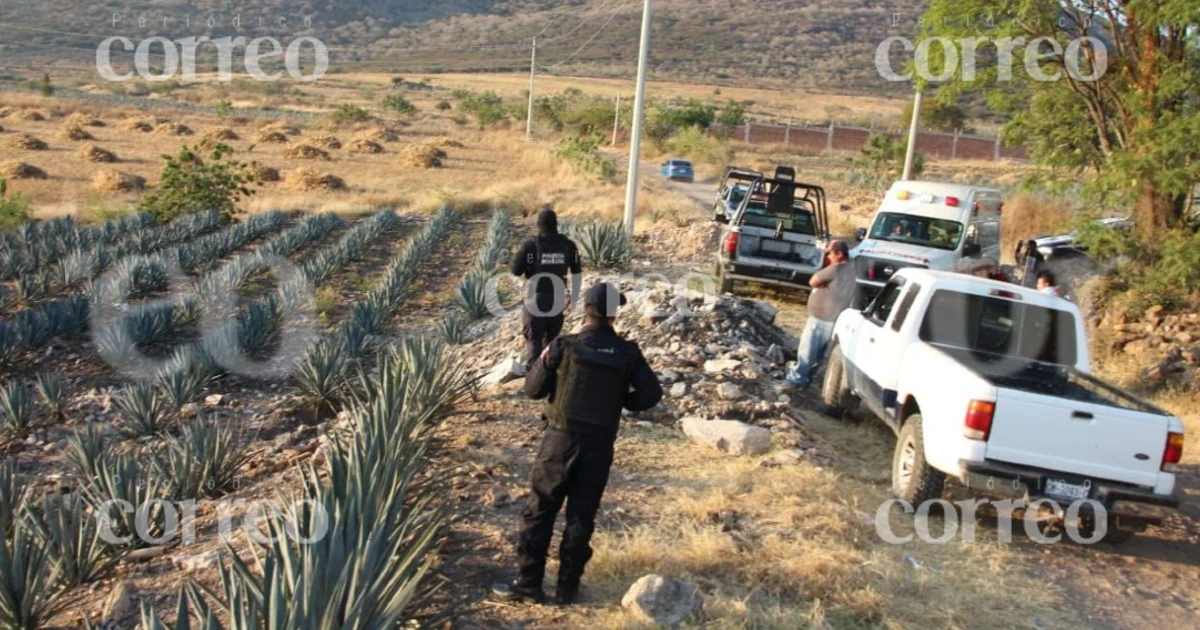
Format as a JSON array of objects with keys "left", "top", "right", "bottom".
[
  {"left": 295, "top": 206, "right": 457, "bottom": 420},
  {"left": 563, "top": 218, "right": 633, "bottom": 270},
  {"left": 0, "top": 413, "right": 254, "bottom": 628},
  {"left": 0, "top": 212, "right": 157, "bottom": 282},
  {"left": 452, "top": 209, "right": 512, "bottom": 325},
  {"left": 143, "top": 338, "right": 475, "bottom": 629},
  {"left": 101, "top": 209, "right": 399, "bottom": 438},
  {"left": 0, "top": 212, "right": 287, "bottom": 368},
  {"left": 5, "top": 209, "right": 227, "bottom": 307}
]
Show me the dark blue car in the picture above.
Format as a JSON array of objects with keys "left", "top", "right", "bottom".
[{"left": 661, "top": 158, "right": 694, "bottom": 182}]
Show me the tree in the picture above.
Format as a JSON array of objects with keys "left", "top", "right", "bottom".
[
  {"left": 38, "top": 73, "right": 53, "bottom": 96},
  {"left": 138, "top": 143, "right": 259, "bottom": 222},
  {"left": 901, "top": 98, "right": 974, "bottom": 133},
  {"left": 920, "top": 1, "right": 1200, "bottom": 244},
  {"left": 854, "top": 135, "right": 924, "bottom": 192},
  {"left": 716, "top": 99, "right": 748, "bottom": 138}
]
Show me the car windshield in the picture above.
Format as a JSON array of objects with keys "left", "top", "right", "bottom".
[
  {"left": 727, "top": 184, "right": 749, "bottom": 205},
  {"left": 740, "top": 199, "right": 816, "bottom": 235},
  {"left": 919, "top": 290, "right": 1078, "bottom": 365},
  {"left": 670, "top": 160, "right": 692, "bottom": 168},
  {"left": 869, "top": 212, "right": 964, "bottom": 251}
]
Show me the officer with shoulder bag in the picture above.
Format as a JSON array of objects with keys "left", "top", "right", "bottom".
[{"left": 492, "top": 282, "right": 663, "bottom": 605}]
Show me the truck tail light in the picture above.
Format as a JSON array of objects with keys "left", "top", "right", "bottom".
[
  {"left": 945, "top": 196, "right": 961, "bottom": 207},
  {"left": 1163, "top": 432, "right": 1184, "bottom": 471},
  {"left": 724, "top": 232, "right": 739, "bottom": 254},
  {"left": 963, "top": 400, "right": 995, "bottom": 441}
]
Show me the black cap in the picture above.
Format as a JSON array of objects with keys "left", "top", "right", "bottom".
[
  {"left": 584, "top": 283, "right": 626, "bottom": 317},
  {"left": 536, "top": 206, "right": 558, "bottom": 234}
]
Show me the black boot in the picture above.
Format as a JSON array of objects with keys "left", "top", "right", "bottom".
[{"left": 490, "top": 580, "right": 545, "bottom": 604}]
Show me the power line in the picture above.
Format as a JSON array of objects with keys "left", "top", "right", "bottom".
[
  {"left": 541, "top": 0, "right": 626, "bottom": 45},
  {"left": 546, "top": 0, "right": 633, "bottom": 69}
]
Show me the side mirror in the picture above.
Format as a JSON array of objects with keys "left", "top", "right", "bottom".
[
  {"left": 855, "top": 227, "right": 867, "bottom": 242},
  {"left": 963, "top": 242, "right": 982, "bottom": 257}
]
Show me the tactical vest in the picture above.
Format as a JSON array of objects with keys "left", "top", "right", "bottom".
[
  {"left": 546, "top": 335, "right": 637, "bottom": 436},
  {"left": 528, "top": 236, "right": 570, "bottom": 298}
]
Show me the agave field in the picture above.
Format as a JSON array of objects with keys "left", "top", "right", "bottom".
[{"left": 0, "top": 203, "right": 528, "bottom": 628}]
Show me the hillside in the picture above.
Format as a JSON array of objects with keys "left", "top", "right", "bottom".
[{"left": 0, "top": 0, "right": 926, "bottom": 93}]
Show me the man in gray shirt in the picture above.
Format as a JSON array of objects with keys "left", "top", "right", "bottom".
[{"left": 785, "top": 240, "right": 856, "bottom": 388}]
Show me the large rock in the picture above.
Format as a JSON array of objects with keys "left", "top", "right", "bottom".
[
  {"left": 482, "top": 358, "right": 523, "bottom": 387},
  {"left": 703, "top": 359, "right": 742, "bottom": 374},
  {"left": 681, "top": 417, "right": 771, "bottom": 456},
  {"left": 621, "top": 574, "right": 703, "bottom": 628},
  {"left": 716, "top": 383, "right": 742, "bottom": 400},
  {"left": 670, "top": 382, "right": 688, "bottom": 398}
]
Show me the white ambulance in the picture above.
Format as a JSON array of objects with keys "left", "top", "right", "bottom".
[{"left": 851, "top": 181, "right": 1004, "bottom": 304}]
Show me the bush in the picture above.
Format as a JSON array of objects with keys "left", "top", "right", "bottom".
[
  {"left": 381, "top": 94, "right": 417, "bottom": 116},
  {"left": 850, "top": 134, "right": 923, "bottom": 192},
  {"left": 138, "top": 143, "right": 260, "bottom": 222},
  {"left": 556, "top": 137, "right": 617, "bottom": 181},
  {"left": 0, "top": 179, "right": 31, "bottom": 231},
  {"left": 670, "top": 126, "right": 731, "bottom": 165},
  {"left": 435, "top": 100, "right": 453, "bottom": 112},
  {"left": 215, "top": 99, "right": 233, "bottom": 119},
  {"left": 454, "top": 90, "right": 508, "bottom": 126},
  {"left": 329, "top": 104, "right": 372, "bottom": 125}
]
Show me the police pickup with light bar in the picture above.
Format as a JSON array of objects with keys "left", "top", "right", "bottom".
[
  {"left": 822, "top": 269, "right": 1183, "bottom": 541},
  {"left": 851, "top": 181, "right": 1003, "bottom": 307}
]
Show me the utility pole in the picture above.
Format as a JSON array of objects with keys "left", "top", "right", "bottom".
[
  {"left": 526, "top": 36, "right": 538, "bottom": 139},
  {"left": 902, "top": 90, "right": 922, "bottom": 180},
  {"left": 623, "top": 0, "right": 652, "bottom": 234},
  {"left": 612, "top": 94, "right": 621, "bottom": 146}
]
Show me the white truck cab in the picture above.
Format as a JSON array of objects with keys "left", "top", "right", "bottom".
[{"left": 852, "top": 181, "right": 1003, "bottom": 305}]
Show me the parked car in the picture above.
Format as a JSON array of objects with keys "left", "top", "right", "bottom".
[
  {"left": 823, "top": 269, "right": 1184, "bottom": 541},
  {"left": 1033, "top": 216, "right": 1133, "bottom": 260},
  {"left": 711, "top": 166, "right": 763, "bottom": 223},
  {"left": 661, "top": 158, "right": 694, "bottom": 182},
  {"left": 851, "top": 181, "right": 1004, "bottom": 307},
  {"left": 715, "top": 167, "right": 830, "bottom": 294}
]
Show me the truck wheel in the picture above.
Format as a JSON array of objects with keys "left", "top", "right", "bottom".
[
  {"left": 892, "top": 414, "right": 945, "bottom": 504},
  {"left": 717, "top": 264, "right": 734, "bottom": 294},
  {"left": 1080, "top": 515, "right": 1137, "bottom": 544},
  {"left": 820, "top": 342, "right": 856, "bottom": 417}
]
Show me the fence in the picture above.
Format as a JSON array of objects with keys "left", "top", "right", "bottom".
[{"left": 710, "top": 121, "right": 1029, "bottom": 162}]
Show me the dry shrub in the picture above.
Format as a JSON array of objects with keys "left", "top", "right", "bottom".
[
  {"left": 250, "top": 163, "right": 280, "bottom": 182},
  {"left": 429, "top": 137, "right": 465, "bottom": 149},
  {"left": 0, "top": 161, "right": 47, "bottom": 179},
  {"left": 1000, "top": 193, "right": 1075, "bottom": 259},
  {"left": 204, "top": 127, "right": 240, "bottom": 141},
  {"left": 78, "top": 143, "right": 118, "bottom": 163},
  {"left": 155, "top": 122, "right": 193, "bottom": 136},
  {"left": 10, "top": 110, "right": 46, "bottom": 122},
  {"left": 398, "top": 144, "right": 444, "bottom": 169},
  {"left": 66, "top": 112, "right": 105, "bottom": 127},
  {"left": 310, "top": 134, "right": 341, "bottom": 150},
  {"left": 122, "top": 119, "right": 154, "bottom": 133},
  {"left": 284, "top": 167, "right": 346, "bottom": 192},
  {"left": 0, "top": 107, "right": 12, "bottom": 118},
  {"left": 283, "top": 144, "right": 330, "bottom": 160},
  {"left": 0, "top": 123, "right": 5, "bottom": 133},
  {"left": 11, "top": 134, "right": 48, "bottom": 150},
  {"left": 59, "top": 124, "right": 94, "bottom": 141},
  {"left": 355, "top": 128, "right": 400, "bottom": 144},
  {"left": 90, "top": 169, "right": 145, "bottom": 193},
  {"left": 260, "top": 122, "right": 300, "bottom": 136},
  {"left": 347, "top": 138, "right": 383, "bottom": 154},
  {"left": 254, "top": 130, "right": 289, "bottom": 144}
]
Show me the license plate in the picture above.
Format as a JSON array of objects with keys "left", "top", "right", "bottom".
[{"left": 1044, "top": 478, "right": 1090, "bottom": 501}]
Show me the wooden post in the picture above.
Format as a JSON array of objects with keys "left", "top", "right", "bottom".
[
  {"left": 784, "top": 119, "right": 791, "bottom": 146},
  {"left": 952, "top": 130, "right": 960, "bottom": 160}
]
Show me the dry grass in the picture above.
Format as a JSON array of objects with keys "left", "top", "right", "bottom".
[
  {"left": 254, "top": 130, "right": 290, "bottom": 144},
  {"left": 260, "top": 122, "right": 301, "bottom": 136},
  {"left": 90, "top": 169, "right": 144, "bottom": 193},
  {"left": 429, "top": 137, "right": 466, "bottom": 149},
  {"left": 78, "top": 143, "right": 118, "bottom": 163},
  {"left": 8, "top": 109, "right": 46, "bottom": 122},
  {"left": 121, "top": 119, "right": 154, "bottom": 133},
  {"left": 11, "top": 133, "right": 48, "bottom": 150},
  {"left": 154, "top": 122, "right": 193, "bottom": 136},
  {"left": 355, "top": 128, "right": 400, "bottom": 143},
  {"left": 310, "top": 134, "right": 342, "bottom": 150},
  {"left": 0, "top": 161, "right": 47, "bottom": 180},
  {"left": 398, "top": 144, "right": 444, "bottom": 169},
  {"left": 282, "top": 143, "right": 330, "bottom": 160},
  {"left": 250, "top": 163, "right": 281, "bottom": 182},
  {"left": 999, "top": 193, "right": 1075, "bottom": 260},
  {"left": 59, "top": 123, "right": 94, "bottom": 141},
  {"left": 65, "top": 112, "right": 105, "bottom": 127},
  {"left": 283, "top": 167, "right": 346, "bottom": 192},
  {"left": 203, "top": 127, "right": 240, "bottom": 141},
  {"left": 347, "top": 138, "right": 383, "bottom": 154}
]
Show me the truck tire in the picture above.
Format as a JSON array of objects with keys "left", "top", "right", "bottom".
[
  {"left": 717, "top": 263, "right": 734, "bottom": 294},
  {"left": 892, "top": 414, "right": 945, "bottom": 504},
  {"left": 820, "top": 342, "right": 856, "bottom": 417},
  {"left": 1079, "top": 515, "right": 1137, "bottom": 544}
]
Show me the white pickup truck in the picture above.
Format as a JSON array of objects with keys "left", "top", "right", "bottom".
[{"left": 823, "top": 269, "right": 1184, "bottom": 540}]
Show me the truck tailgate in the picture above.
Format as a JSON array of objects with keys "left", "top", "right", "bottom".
[
  {"left": 736, "top": 229, "right": 822, "bottom": 268},
  {"left": 986, "top": 389, "right": 1169, "bottom": 488}
]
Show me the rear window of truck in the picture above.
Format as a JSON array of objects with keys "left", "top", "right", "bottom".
[{"left": 918, "top": 290, "right": 1078, "bottom": 365}]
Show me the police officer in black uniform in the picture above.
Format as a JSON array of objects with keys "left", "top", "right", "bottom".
[
  {"left": 511, "top": 206, "right": 583, "bottom": 374},
  {"left": 492, "top": 282, "right": 663, "bottom": 605}
]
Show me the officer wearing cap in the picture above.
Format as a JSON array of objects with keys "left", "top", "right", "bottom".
[
  {"left": 511, "top": 206, "right": 583, "bottom": 374},
  {"left": 493, "top": 282, "right": 662, "bottom": 605}
]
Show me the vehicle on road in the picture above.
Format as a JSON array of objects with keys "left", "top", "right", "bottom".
[
  {"left": 1033, "top": 216, "right": 1132, "bottom": 260},
  {"left": 851, "top": 181, "right": 1003, "bottom": 307},
  {"left": 661, "top": 158, "right": 695, "bottom": 182},
  {"left": 715, "top": 167, "right": 830, "bottom": 294},
  {"left": 823, "top": 269, "right": 1184, "bottom": 541},
  {"left": 712, "top": 166, "right": 763, "bottom": 223}
]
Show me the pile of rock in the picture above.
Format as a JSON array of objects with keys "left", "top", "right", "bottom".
[{"left": 1103, "top": 305, "right": 1200, "bottom": 387}]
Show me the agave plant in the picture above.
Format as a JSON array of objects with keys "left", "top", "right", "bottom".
[
  {"left": 64, "top": 423, "right": 107, "bottom": 481},
  {"left": 24, "top": 490, "right": 120, "bottom": 587},
  {"left": 438, "top": 313, "right": 469, "bottom": 345},
  {"left": 0, "top": 380, "right": 36, "bottom": 435},
  {"left": 0, "top": 519, "right": 68, "bottom": 629},
  {"left": 155, "top": 364, "right": 212, "bottom": 413},
  {"left": 454, "top": 270, "right": 492, "bottom": 319},
  {"left": 113, "top": 383, "right": 174, "bottom": 439},
  {"left": 293, "top": 340, "right": 349, "bottom": 421},
  {"left": 0, "top": 323, "right": 19, "bottom": 365},
  {"left": 567, "top": 219, "right": 633, "bottom": 269},
  {"left": 34, "top": 373, "right": 68, "bottom": 422},
  {"left": 81, "top": 451, "right": 174, "bottom": 547},
  {"left": 155, "top": 419, "right": 248, "bottom": 500},
  {"left": 0, "top": 460, "right": 26, "bottom": 537},
  {"left": 137, "top": 590, "right": 221, "bottom": 630}
]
